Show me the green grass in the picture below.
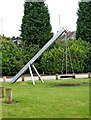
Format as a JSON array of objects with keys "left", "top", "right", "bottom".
[{"left": 1, "top": 78, "right": 89, "bottom": 118}]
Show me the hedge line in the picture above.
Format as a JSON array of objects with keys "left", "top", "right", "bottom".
[
  {"left": 40, "top": 39, "right": 91, "bottom": 74},
  {"left": 1, "top": 39, "right": 91, "bottom": 75}
]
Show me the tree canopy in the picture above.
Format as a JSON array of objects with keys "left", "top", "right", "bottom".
[
  {"left": 21, "top": 1, "right": 52, "bottom": 48},
  {"left": 76, "top": 1, "right": 91, "bottom": 43}
]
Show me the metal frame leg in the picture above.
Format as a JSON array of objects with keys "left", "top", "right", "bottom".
[
  {"left": 28, "top": 64, "right": 35, "bottom": 85},
  {"left": 32, "top": 64, "right": 44, "bottom": 83}
]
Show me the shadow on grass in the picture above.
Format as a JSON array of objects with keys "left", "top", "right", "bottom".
[{"left": 45, "top": 80, "right": 90, "bottom": 88}]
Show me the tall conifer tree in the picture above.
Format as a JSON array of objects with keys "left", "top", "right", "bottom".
[
  {"left": 76, "top": 1, "right": 91, "bottom": 43},
  {"left": 21, "top": 1, "right": 52, "bottom": 47}
]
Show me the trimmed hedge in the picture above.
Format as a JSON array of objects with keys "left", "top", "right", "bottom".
[
  {"left": 40, "top": 39, "right": 91, "bottom": 74},
  {"left": 1, "top": 40, "right": 39, "bottom": 75},
  {"left": 1, "top": 39, "right": 91, "bottom": 75},
  {"left": 2, "top": 40, "right": 24, "bottom": 75}
]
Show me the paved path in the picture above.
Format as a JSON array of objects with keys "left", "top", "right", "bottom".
[{"left": 0, "top": 73, "right": 90, "bottom": 83}]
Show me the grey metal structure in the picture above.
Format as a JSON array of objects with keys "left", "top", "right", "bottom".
[
  {"left": 11, "top": 28, "right": 65, "bottom": 84},
  {"left": 60, "top": 31, "right": 75, "bottom": 78}
]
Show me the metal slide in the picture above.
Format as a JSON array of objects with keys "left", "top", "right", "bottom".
[{"left": 11, "top": 28, "right": 65, "bottom": 83}]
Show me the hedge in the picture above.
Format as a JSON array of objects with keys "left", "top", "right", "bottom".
[
  {"left": 40, "top": 39, "right": 91, "bottom": 74},
  {"left": 1, "top": 40, "right": 39, "bottom": 75},
  {"left": 1, "top": 39, "right": 91, "bottom": 75}
]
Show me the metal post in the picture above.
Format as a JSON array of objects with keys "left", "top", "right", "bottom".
[
  {"left": 1, "top": 18, "right": 3, "bottom": 36},
  {"left": 32, "top": 64, "right": 44, "bottom": 83},
  {"left": 59, "top": 14, "right": 61, "bottom": 29},
  {"left": 65, "top": 39, "right": 68, "bottom": 74},
  {"left": 28, "top": 64, "right": 35, "bottom": 85},
  {"left": 61, "top": 47, "right": 65, "bottom": 74},
  {"left": 68, "top": 46, "right": 74, "bottom": 73}
]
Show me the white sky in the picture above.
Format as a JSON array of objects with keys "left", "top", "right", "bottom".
[{"left": 0, "top": 0, "right": 81, "bottom": 37}]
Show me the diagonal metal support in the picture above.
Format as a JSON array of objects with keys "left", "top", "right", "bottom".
[
  {"left": 32, "top": 64, "right": 44, "bottom": 83},
  {"left": 28, "top": 64, "right": 35, "bottom": 85},
  {"left": 11, "top": 28, "right": 65, "bottom": 83}
]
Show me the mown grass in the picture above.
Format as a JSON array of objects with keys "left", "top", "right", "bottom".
[{"left": 1, "top": 78, "right": 89, "bottom": 118}]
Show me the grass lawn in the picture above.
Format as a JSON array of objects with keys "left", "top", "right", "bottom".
[{"left": 1, "top": 78, "right": 89, "bottom": 118}]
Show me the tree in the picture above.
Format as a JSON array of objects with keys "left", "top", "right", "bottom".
[
  {"left": 76, "top": 1, "right": 91, "bottom": 43},
  {"left": 21, "top": 1, "right": 52, "bottom": 48}
]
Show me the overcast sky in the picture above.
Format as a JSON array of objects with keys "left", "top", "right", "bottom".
[{"left": 0, "top": 0, "right": 81, "bottom": 37}]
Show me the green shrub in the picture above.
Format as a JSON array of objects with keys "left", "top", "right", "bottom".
[
  {"left": 40, "top": 39, "right": 91, "bottom": 74},
  {"left": 1, "top": 40, "right": 24, "bottom": 75},
  {"left": 1, "top": 40, "right": 39, "bottom": 75}
]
